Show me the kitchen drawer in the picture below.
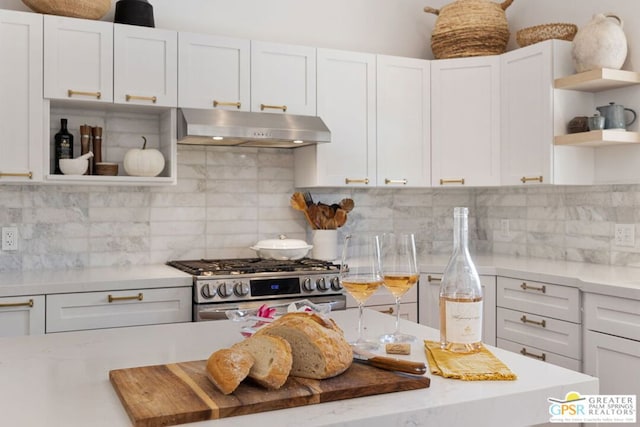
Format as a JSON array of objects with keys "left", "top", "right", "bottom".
[
  {"left": 349, "top": 302, "right": 417, "bottom": 323},
  {"left": 497, "top": 276, "right": 580, "bottom": 322},
  {"left": 496, "top": 307, "right": 581, "bottom": 359},
  {"left": 46, "top": 287, "right": 191, "bottom": 333},
  {"left": 584, "top": 293, "right": 640, "bottom": 341},
  {"left": 0, "top": 295, "right": 45, "bottom": 337},
  {"left": 497, "top": 338, "right": 581, "bottom": 372}
]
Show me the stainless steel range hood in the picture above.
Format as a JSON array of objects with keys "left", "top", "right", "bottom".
[{"left": 177, "top": 108, "right": 331, "bottom": 148}]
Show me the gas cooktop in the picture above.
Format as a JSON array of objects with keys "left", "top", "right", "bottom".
[{"left": 167, "top": 258, "right": 339, "bottom": 277}]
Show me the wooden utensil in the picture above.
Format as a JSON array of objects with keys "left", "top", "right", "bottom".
[
  {"left": 290, "top": 192, "right": 315, "bottom": 229},
  {"left": 334, "top": 208, "right": 348, "bottom": 228},
  {"left": 339, "top": 198, "right": 355, "bottom": 212}
]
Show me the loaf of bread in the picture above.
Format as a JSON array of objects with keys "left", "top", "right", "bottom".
[
  {"left": 232, "top": 334, "right": 292, "bottom": 389},
  {"left": 256, "top": 312, "right": 353, "bottom": 379},
  {"left": 206, "top": 348, "right": 254, "bottom": 395}
]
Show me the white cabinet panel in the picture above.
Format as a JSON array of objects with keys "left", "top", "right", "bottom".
[
  {"left": 431, "top": 55, "right": 500, "bottom": 187},
  {"left": 46, "top": 287, "right": 191, "bottom": 332},
  {"left": 251, "top": 41, "right": 316, "bottom": 116},
  {"left": 114, "top": 24, "right": 177, "bottom": 107},
  {"left": 0, "top": 295, "right": 45, "bottom": 337},
  {"left": 44, "top": 15, "right": 113, "bottom": 103},
  {"left": 497, "top": 338, "right": 581, "bottom": 372},
  {"left": 178, "top": 32, "right": 250, "bottom": 111},
  {"left": 295, "top": 48, "right": 376, "bottom": 187},
  {"left": 0, "top": 10, "right": 43, "bottom": 182},
  {"left": 376, "top": 55, "right": 430, "bottom": 188},
  {"left": 584, "top": 292, "right": 640, "bottom": 342}
]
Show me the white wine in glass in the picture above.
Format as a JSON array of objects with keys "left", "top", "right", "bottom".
[
  {"left": 379, "top": 233, "right": 419, "bottom": 343},
  {"left": 340, "top": 233, "right": 384, "bottom": 352}
]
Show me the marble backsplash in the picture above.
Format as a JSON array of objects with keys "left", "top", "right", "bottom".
[{"left": 1, "top": 145, "right": 640, "bottom": 272}]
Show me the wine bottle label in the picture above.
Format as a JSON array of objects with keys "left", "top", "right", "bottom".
[{"left": 444, "top": 300, "right": 482, "bottom": 344}]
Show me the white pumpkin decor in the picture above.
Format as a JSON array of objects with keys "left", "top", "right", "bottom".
[{"left": 123, "top": 136, "right": 165, "bottom": 177}]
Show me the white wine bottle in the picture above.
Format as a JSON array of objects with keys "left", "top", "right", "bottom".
[{"left": 439, "top": 207, "right": 483, "bottom": 353}]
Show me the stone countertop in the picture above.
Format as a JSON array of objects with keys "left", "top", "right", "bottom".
[{"left": 0, "top": 309, "right": 598, "bottom": 427}]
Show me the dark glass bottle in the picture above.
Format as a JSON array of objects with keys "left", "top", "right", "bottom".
[{"left": 54, "top": 118, "right": 74, "bottom": 174}]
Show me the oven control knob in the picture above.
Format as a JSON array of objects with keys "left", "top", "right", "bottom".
[
  {"left": 234, "top": 282, "right": 250, "bottom": 297},
  {"left": 200, "top": 283, "right": 215, "bottom": 299},
  {"left": 316, "top": 277, "right": 329, "bottom": 291},
  {"left": 303, "top": 277, "right": 316, "bottom": 292},
  {"left": 330, "top": 276, "right": 342, "bottom": 291},
  {"left": 217, "top": 282, "right": 232, "bottom": 298}
]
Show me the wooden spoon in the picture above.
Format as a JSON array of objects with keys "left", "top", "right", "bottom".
[
  {"left": 334, "top": 208, "right": 347, "bottom": 228},
  {"left": 290, "top": 192, "right": 316, "bottom": 229},
  {"left": 339, "top": 198, "right": 355, "bottom": 212}
]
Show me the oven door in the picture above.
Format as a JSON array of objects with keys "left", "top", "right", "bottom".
[{"left": 194, "top": 294, "right": 346, "bottom": 322}]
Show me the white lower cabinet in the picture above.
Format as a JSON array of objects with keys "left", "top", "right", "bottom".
[
  {"left": 418, "top": 274, "right": 496, "bottom": 346},
  {"left": 347, "top": 284, "right": 418, "bottom": 323},
  {"left": 496, "top": 277, "right": 582, "bottom": 371},
  {"left": 46, "top": 287, "right": 191, "bottom": 333},
  {"left": 0, "top": 295, "right": 45, "bottom": 337}
]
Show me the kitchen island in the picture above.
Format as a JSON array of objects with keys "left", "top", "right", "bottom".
[{"left": 0, "top": 309, "right": 597, "bottom": 427}]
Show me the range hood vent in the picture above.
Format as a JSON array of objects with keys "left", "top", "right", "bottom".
[{"left": 177, "top": 108, "right": 331, "bottom": 148}]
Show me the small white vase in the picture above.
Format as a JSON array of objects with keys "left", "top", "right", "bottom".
[
  {"left": 572, "top": 13, "right": 627, "bottom": 73},
  {"left": 311, "top": 230, "right": 338, "bottom": 261}
]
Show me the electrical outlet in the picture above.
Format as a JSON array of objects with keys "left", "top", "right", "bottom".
[
  {"left": 499, "top": 219, "right": 510, "bottom": 238},
  {"left": 614, "top": 224, "right": 635, "bottom": 247},
  {"left": 2, "top": 227, "right": 18, "bottom": 251}
]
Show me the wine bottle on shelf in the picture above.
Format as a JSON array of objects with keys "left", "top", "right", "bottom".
[
  {"left": 439, "top": 206, "right": 483, "bottom": 353},
  {"left": 54, "top": 118, "right": 74, "bottom": 174}
]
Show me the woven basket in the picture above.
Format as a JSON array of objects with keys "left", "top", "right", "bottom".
[
  {"left": 424, "top": 0, "right": 514, "bottom": 59},
  {"left": 21, "top": 0, "right": 111, "bottom": 20},
  {"left": 516, "top": 23, "right": 578, "bottom": 48}
]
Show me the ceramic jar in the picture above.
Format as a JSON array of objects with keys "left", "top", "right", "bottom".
[{"left": 572, "top": 14, "right": 627, "bottom": 73}]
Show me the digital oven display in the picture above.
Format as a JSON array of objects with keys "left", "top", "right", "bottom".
[{"left": 250, "top": 277, "right": 301, "bottom": 297}]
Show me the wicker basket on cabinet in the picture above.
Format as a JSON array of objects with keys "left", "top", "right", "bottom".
[
  {"left": 21, "top": 0, "right": 111, "bottom": 20},
  {"left": 516, "top": 23, "right": 578, "bottom": 47}
]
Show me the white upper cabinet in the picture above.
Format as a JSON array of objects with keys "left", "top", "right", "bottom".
[
  {"left": 0, "top": 10, "right": 43, "bottom": 183},
  {"left": 376, "top": 55, "right": 431, "bottom": 188},
  {"left": 178, "top": 32, "right": 250, "bottom": 111},
  {"left": 431, "top": 55, "right": 501, "bottom": 187},
  {"left": 114, "top": 24, "right": 177, "bottom": 107},
  {"left": 43, "top": 15, "right": 113, "bottom": 103},
  {"left": 251, "top": 41, "right": 316, "bottom": 116},
  {"left": 295, "top": 48, "right": 376, "bottom": 187},
  {"left": 501, "top": 40, "right": 593, "bottom": 185}
]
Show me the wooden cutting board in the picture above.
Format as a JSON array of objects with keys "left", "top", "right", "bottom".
[{"left": 109, "top": 360, "right": 430, "bottom": 427}]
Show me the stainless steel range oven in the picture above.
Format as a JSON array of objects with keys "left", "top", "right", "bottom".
[{"left": 166, "top": 258, "right": 346, "bottom": 321}]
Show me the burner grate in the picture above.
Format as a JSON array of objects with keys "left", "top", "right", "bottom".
[{"left": 167, "top": 258, "right": 339, "bottom": 276}]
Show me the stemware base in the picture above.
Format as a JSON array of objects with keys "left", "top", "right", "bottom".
[{"left": 379, "top": 332, "right": 417, "bottom": 344}]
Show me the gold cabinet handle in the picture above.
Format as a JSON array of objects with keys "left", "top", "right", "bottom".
[
  {"left": 439, "top": 178, "right": 465, "bottom": 185},
  {"left": 345, "top": 178, "right": 369, "bottom": 185},
  {"left": 520, "top": 176, "right": 543, "bottom": 184},
  {"left": 260, "top": 103, "right": 287, "bottom": 112},
  {"left": 520, "top": 315, "right": 546, "bottom": 328},
  {"left": 520, "top": 282, "right": 546, "bottom": 293},
  {"left": 68, "top": 89, "right": 101, "bottom": 99},
  {"left": 520, "top": 347, "right": 546, "bottom": 361},
  {"left": 385, "top": 178, "right": 408, "bottom": 185},
  {"left": 108, "top": 293, "right": 143, "bottom": 303},
  {"left": 0, "top": 299, "right": 34, "bottom": 308},
  {"left": 379, "top": 307, "right": 394, "bottom": 315},
  {"left": 126, "top": 94, "right": 157, "bottom": 104},
  {"left": 0, "top": 172, "right": 33, "bottom": 179},
  {"left": 213, "top": 100, "right": 241, "bottom": 109},
  {"left": 427, "top": 275, "right": 441, "bottom": 282}
]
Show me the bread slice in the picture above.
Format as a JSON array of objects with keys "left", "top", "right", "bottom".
[
  {"left": 256, "top": 312, "right": 353, "bottom": 379},
  {"left": 232, "top": 334, "right": 292, "bottom": 389},
  {"left": 205, "top": 348, "right": 254, "bottom": 395}
]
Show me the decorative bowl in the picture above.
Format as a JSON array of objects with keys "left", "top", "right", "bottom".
[{"left": 94, "top": 162, "right": 119, "bottom": 176}]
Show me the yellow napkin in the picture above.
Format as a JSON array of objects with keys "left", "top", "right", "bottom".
[{"left": 424, "top": 340, "right": 517, "bottom": 381}]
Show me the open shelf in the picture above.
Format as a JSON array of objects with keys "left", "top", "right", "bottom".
[
  {"left": 554, "top": 68, "right": 640, "bottom": 92},
  {"left": 554, "top": 130, "right": 640, "bottom": 147},
  {"left": 44, "top": 174, "right": 176, "bottom": 186}
]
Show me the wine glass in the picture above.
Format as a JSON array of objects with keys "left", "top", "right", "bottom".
[
  {"left": 379, "top": 232, "right": 419, "bottom": 343},
  {"left": 340, "top": 233, "right": 384, "bottom": 352}
]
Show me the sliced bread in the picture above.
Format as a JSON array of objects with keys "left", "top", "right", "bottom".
[
  {"left": 205, "top": 347, "right": 254, "bottom": 395},
  {"left": 231, "top": 334, "right": 292, "bottom": 389},
  {"left": 256, "top": 312, "right": 353, "bottom": 379}
]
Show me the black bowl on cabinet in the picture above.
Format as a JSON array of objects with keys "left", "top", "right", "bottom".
[{"left": 114, "top": 0, "right": 155, "bottom": 28}]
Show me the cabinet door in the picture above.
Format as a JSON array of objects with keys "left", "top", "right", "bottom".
[
  {"left": 178, "top": 32, "right": 250, "bottom": 111},
  {"left": 251, "top": 41, "right": 316, "bottom": 116},
  {"left": 44, "top": 15, "right": 113, "bottom": 103},
  {"left": 431, "top": 56, "right": 500, "bottom": 187},
  {"left": 114, "top": 24, "right": 177, "bottom": 107},
  {"left": 0, "top": 295, "right": 45, "bottom": 337},
  {"left": 0, "top": 10, "right": 43, "bottom": 183},
  {"left": 295, "top": 49, "right": 376, "bottom": 187},
  {"left": 377, "top": 55, "right": 430, "bottom": 187}
]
